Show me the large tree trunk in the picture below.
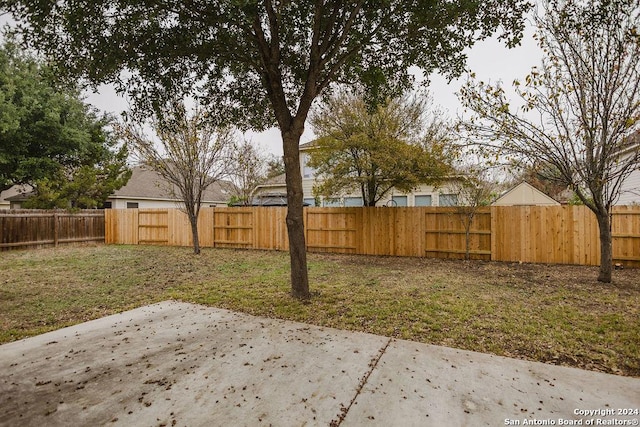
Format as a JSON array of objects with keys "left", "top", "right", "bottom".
[
  {"left": 595, "top": 209, "right": 612, "bottom": 283},
  {"left": 282, "top": 128, "right": 310, "bottom": 300}
]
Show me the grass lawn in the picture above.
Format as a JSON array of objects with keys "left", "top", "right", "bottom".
[{"left": 0, "top": 244, "right": 638, "bottom": 377}]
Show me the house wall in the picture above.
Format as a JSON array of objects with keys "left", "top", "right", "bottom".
[
  {"left": 1, "top": 185, "right": 32, "bottom": 210},
  {"left": 616, "top": 168, "right": 640, "bottom": 205},
  {"left": 493, "top": 183, "right": 560, "bottom": 206}
]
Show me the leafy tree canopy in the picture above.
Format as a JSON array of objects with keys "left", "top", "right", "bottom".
[
  {"left": 0, "top": 0, "right": 530, "bottom": 297},
  {"left": 265, "top": 155, "right": 285, "bottom": 180},
  {"left": 308, "top": 90, "right": 454, "bottom": 206},
  {"left": 1, "top": 0, "right": 530, "bottom": 128},
  {"left": 0, "top": 35, "right": 130, "bottom": 208},
  {"left": 229, "top": 139, "right": 270, "bottom": 206}
]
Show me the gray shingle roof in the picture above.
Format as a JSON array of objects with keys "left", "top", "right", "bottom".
[
  {"left": 0, "top": 185, "right": 33, "bottom": 203},
  {"left": 261, "top": 173, "right": 286, "bottom": 186},
  {"left": 112, "top": 166, "right": 232, "bottom": 203}
]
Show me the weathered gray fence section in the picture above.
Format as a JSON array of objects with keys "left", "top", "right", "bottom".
[{"left": 0, "top": 210, "right": 105, "bottom": 251}]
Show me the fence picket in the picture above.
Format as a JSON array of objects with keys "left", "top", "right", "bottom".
[{"left": 102, "top": 206, "right": 640, "bottom": 267}]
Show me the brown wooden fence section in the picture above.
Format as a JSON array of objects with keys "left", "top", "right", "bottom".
[
  {"left": 425, "top": 207, "right": 492, "bottom": 260},
  {"left": 0, "top": 210, "right": 105, "bottom": 251},
  {"left": 104, "top": 206, "right": 640, "bottom": 267},
  {"left": 492, "top": 206, "right": 601, "bottom": 265}
]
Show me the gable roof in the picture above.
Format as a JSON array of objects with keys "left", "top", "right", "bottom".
[
  {"left": 1, "top": 185, "right": 33, "bottom": 205},
  {"left": 298, "top": 140, "right": 317, "bottom": 150},
  {"left": 251, "top": 173, "right": 287, "bottom": 196},
  {"left": 492, "top": 182, "right": 560, "bottom": 206},
  {"left": 110, "top": 166, "right": 232, "bottom": 203},
  {"left": 260, "top": 173, "right": 286, "bottom": 186}
]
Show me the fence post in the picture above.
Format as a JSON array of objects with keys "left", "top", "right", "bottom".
[
  {"left": 53, "top": 211, "right": 59, "bottom": 247},
  {"left": 304, "top": 207, "right": 308, "bottom": 251},
  {"left": 490, "top": 206, "right": 497, "bottom": 261}
]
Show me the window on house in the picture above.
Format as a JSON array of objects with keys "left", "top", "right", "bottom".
[
  {"left": 102, "top": 201, "right": 112, "bottom": 209},
  {"left": 439, "top": 194, "right": 458, "bottom": 206},
  {"left": 392, "top": 195, "right": 408, "bottom": 207},
  {"left": 126, "top": 202, "right": 139, "bottom": 209},
  {"left": 322, "top": 198, "right": 341, "bottom": 207},
  {"left": 303, "top": 198, "right": 316, "bottom": 206},
  {"left": 415, "top": 195, "right": 432, "bottom": 206},
  {"left": 344, "top": 197, "right": 364, "bottom": 207}
]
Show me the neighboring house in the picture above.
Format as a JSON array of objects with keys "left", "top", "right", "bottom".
[
  {"left": 299, "top": 141, "right": 461, "bottom": 207},
  {"left": 0, "top": 167, "right": 232, "bottom": 209},
  {"left": 105, "top": 165, "right": 232, "bottom": 209},
  {"left": 0, "top": 187, "right": 14, "bottom": 209},
  {"left": 0, "top": 185, "right": 33, "bottom": 209},
  {"left": 251, "top": 173, "right": 287, "bottom": 203},
  {"left": 614, "top": 141, "right": 640, "bottom": 206},
  {"left": 248, "top": 175, "right": 309, "bottom": 206},
  {"left": 492, "top": 182, "right": 560, "bottom": 206},
  {"left": 617, "top": 168, "right": 640, "bottom": 205},
  {"left": 253, "top": 142, "right": 461, "bottom": 207}
]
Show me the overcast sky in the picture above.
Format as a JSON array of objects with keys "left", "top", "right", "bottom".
[{"left": 3, "top": 13, "right": 543, "bottom": 156}]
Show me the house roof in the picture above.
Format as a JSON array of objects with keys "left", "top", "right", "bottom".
[
  {"left": 252, "top": 173, "right": 287, "bottom": 194},
  {"left": 492, "top": 182, "right": 560, "bottom": 206},
  {"left": 1, "top": 185, "right": 33, "bottom": 204},
  {"left": 619, "top": 130, "right": 640, "bottom": 158},
  {"left": 298, "top": 140, "right": 317, "bottom": 150},
  {"left": 260, "top": 173, "right": 286, "bottom": 186},
  {"left": 110, "top": 166, "right": 232, "bottom": 203}
]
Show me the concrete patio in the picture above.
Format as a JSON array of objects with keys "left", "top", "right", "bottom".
[{"left": 0, "top": 301, "right": 638, "bottom": 426}]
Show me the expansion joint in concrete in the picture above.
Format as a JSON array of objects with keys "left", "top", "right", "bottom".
[{"left": 330, "top": 337, "right": 393, "bottom": 426}]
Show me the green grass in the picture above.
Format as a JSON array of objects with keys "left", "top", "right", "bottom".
[{"left": 0, "top": 244, "right": 638, "bottom": 377}]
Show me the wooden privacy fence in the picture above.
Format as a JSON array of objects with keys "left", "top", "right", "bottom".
[
  {"left": 105, "top": 205, "right": 640, "bottom": 267},
  {"left": 0, "top": 210, "right": 105, "bottom": 251}
]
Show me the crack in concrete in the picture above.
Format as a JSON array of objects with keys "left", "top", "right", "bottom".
[{"left": 330, "top": 337, "right": 394, "bottom": 426}]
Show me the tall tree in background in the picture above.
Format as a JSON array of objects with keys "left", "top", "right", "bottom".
[
  {"left": 120, "top": 102, "right": 234, "bottom": 254},
  {"left": 22, "top": 134, "right": 131, "bottom": 209},
  {"left": 458, "top": 0, "right": 640, "bottom": 283},
  {"left": 447, "top": 165, "right": 498, "bottom": 260},
  {"left": 0, "top": 36, "right": 129, "bottom": 207},
  {"left": 229, "top": 140, "right": 269, "bottom": 206},
  {"left": 309, "top": 90, "right": 453, "bottom": 206},
  {"left": 265, "top": 155, "right": 285, "bottom": 180},
  {"left": 1, "top": 0, "right": 530, "bottom": 299}
]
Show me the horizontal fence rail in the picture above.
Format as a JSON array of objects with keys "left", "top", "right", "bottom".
[
  {"left": 105, "top": 206, "right": 640, "bottom": 268},
  {"left": 0, "top": 210, "right": 105, "bottom": 251}
]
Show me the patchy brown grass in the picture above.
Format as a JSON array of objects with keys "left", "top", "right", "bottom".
[{"left": 0, "top": 244, "right": 638, "bottom": 377}]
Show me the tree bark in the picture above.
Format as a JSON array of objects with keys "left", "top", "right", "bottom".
[
  {"left": 595, "top": 210, "right": 612, "bottom": 283},
  {"left": 282, "top": 127, "right": 310, "bottom": 299},
  {"left": 465, "top": 222, "right": 471, "bottom": 261},
  {"left": 189, "top": 212, "right": 201, "bottom": 255}
]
